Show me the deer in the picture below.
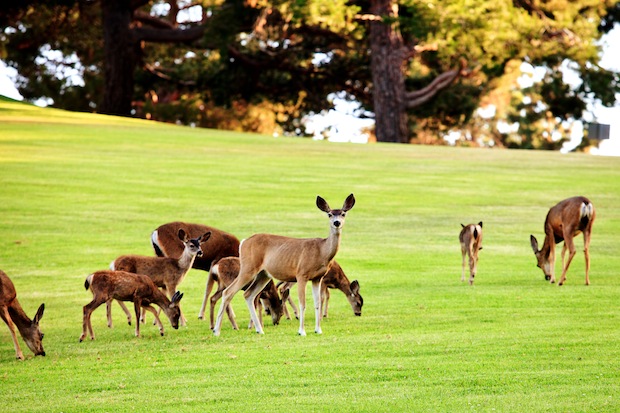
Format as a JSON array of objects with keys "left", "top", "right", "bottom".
[
  {"left": 0, "top": 270, "right": 45, "bottom": 360},
  {"left": 459, "top": 222, "right": 483, "bottom": 285},
  {"left": 80, "top": 270, "right": 183, "bottom": 341},
  {"left": 212, "top": 193, "right": 356, "bottom": 337},
  {"left": 110, "top": 228, "right": 209, "bottom": 326},
  {"left": 150, "top": 221, "right": 240, "bottom": 320},
  {"left": 205, "top": 256, "right": 289, "bottom": 331},
  {"left": 530, "top": 196, "right": 595, "bottom": 286},
  {"left": 278, "top": 260, "right": 363, "bottom": 319}
]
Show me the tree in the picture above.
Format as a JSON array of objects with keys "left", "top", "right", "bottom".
[{"left": 2, "top": 0, "right": 618, "bottom": 148}]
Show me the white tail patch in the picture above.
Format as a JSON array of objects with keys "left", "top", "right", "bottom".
[
  {"left": 581, "top": 202, "right": 593, "bottom": 219},
  {"left": 211, "top": 263, "right": 220, "bottom": 277},
  {"left": 151, "top": 230, "right": 162, "bottom": 254}
]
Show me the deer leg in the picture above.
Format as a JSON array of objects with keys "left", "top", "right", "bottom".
[
  {"left": 461, "top": 246, "right": 467, "bottom": 282},
  {"left": 133, "top": 300, "right": 142, "bottom": 337},
  {"left": 558, "top": 237, "right": 577, "bottom": 286},
  {"left": 297, "top": 279, "right": 308, "bottom": 336},
  {"left": 80, "top": 298, "right": 104, "bottom": 342},
  {"left": 1, "top": 307, "right": 24, "bottom": 360},
  {"left": 583, "top": 230, "right": 592, "bottom": 286},
  {"left": 311, "top": 278, "right": 323, "bottom": 334},
  {"left": 287, "top": 291, "right": 299, "bottom": 319},
  {"left": 214, "top": 268, "right": 253, "bottom": 336},
  {"left": 468, "top": 248, "right": 476, "bottom": 286},
  {"left": 142, "top": 305, "right": 165, "bottom": 336},
  {"left": 115, "top": 300, "right": 131, "bottom": 326},
  {"left": 560, "top": 243, "right": 568, "bottom": 274},
  {"left": 321, "top": 284, "right": 329, "bottom": 318},
  {"left": 106, "top": 300, "right": 113, "bottom": 328},
  {"left": 243, "top": 271, "right": 271, "bottom": 334},
  {"left": 199, "top": 271, "right": 216, "bottom": 320}
]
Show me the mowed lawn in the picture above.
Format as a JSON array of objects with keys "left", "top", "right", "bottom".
[{"left": 1, "top": 98, "right": 619, "bottom": 412}]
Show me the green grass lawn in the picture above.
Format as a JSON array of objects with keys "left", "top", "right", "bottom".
[{"left": 1, "top": 97, "right": 619, "bottom": 412}]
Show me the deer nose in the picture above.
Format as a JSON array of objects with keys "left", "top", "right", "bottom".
[
  {"left": 333, "top": 220, "right": 341, "bottom": 227},
  {"left": 197, "top": 250, "right": 203, "bottom": 257}
]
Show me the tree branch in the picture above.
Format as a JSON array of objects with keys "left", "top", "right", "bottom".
[
  {"left": 133, "top": 25, "right": 206, "bottom": 43},
  {"left": 133, "top": 10, "right": 175, "bottom": 29},
  {"left": 405, "top": 61, "right": 466, "bottom": 109}
]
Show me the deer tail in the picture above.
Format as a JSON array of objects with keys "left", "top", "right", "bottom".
[
  {"left": 151, "top": 230, "right": 164, "bottom": 257},
  {"left": 84, "top": 273, "right": 94, "bottom": 290},
  {"left": 580, "top": 201, "right": 593, "bottom": 229}
]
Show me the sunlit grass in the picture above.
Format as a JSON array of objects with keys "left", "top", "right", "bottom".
[{"left": 1, "top": 98, "right": 620, "bottom": 412}]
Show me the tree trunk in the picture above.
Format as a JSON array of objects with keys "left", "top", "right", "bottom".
[
  {"left": 100, "top": 0, "right": 138, "bottom": 116},
  {"left": 369, "top": 0, "right": 409, "bottom": 143}
]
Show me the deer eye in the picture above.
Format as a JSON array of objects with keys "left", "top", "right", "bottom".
[{"left": 328, "top": 213, "right": 333, "bottom": 218}]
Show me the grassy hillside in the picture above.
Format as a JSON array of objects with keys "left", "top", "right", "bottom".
[{"left": 1, "top": 98, "right": 619, "bottom": 412}]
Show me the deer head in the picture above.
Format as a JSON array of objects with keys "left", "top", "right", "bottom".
[
  {"left": 316, "top": 193, "right": 356, "bottom": 230},
  {"left": 530, "top": 235, "right": 553, "bottom": 281},
  {"left": 23, "top": 303, "right": 46, "bottom": 356},
  {"left": 166, "top": 291, "right": 184, "bottom": 329},
  {"left": 349, "top": 280, "right": 363, "bottom": 316},
  {"left": 178, "top": 229, "right": 210, "bottom": 258}
]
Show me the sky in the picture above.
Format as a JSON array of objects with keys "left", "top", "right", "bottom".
[{"left": 1, "top": 26, "right": 618, "bottom": 155}]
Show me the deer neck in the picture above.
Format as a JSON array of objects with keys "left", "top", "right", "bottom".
[
  {"left": 321, "top": 226, "right": 342, "bottom": 263},
  {"left": 8, "top": 301, "right": 32, "bottom": 336},
  {"left": 178, "top": 249, "right": 198, "bottom": 271}
]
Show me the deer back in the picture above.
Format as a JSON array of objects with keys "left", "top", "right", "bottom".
[
  {"left": 242, "top": 234, "right": 332, "bottom": 282},
  {"left": 152, "top": 222, "right": 240, "bottom": 271},
  {"left": 112, "top": 255, "right": 178, "bottom": 288}
]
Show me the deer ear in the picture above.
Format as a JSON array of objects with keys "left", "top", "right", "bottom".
[
  {"left": 200, "top": 232, "right": 211, "bottom": 243},
  {"left": 478, "top": 221, "right": 483, "bottom": 228},
  {"left": 281, "top": 288, "right": 290, "bottom": 302},
  {"left": 350, "top": 280, "right": 360, "bottom": 294},
  {"left": 178, "top": 229, "right": 188, "bottom": 242},
  {"left": 316, "top": 196, "right": 331, "bottom": 212},
  {"left": 342, "top": 193, "right": 356, "bottom": 211},
  {"left": 530, "top": 235, "right": 539, "bottom": 253},
  {"left": 171, "top": 291, "right": 184, "bottom": 305},
  {"left": 33, "top": 303, "right": 45, "bottom": 325}
]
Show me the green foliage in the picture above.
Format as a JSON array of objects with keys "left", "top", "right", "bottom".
[
  {"left": 2, "top": 100, "right": 620, "bottom": 412},
  {"left": 1, "top": 0, "right": 619, "bottom": 146}
]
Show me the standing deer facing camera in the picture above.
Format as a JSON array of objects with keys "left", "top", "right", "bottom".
[
  {"left": 213, "top": 194, "right": 356, "bottom": 337},
  {"left": 530, "top": 196, "right": 595, "bottom": 285},
  {"left": 459, "top": 222, "right": 483, "bottom": 285}
]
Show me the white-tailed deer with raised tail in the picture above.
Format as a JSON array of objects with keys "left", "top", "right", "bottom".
[
  {"left": 0, "top": 270, "right": 45, "bottom": 360},
  {"left": 530, "top": 196, "right": 595, "bottom": 286},
  {"left": 150, "top": 222, "right": 240, "bottom": 320},
  {"left": 459, "top": 222, "right": 483, "bottom": 285},
  {"left": 213, "top": 193, "right": 356, "bottom": 336},
  {"left": 204, "top": 257, "right": 289, "bottom": 330},
  {"left": 279, "top": 260, "right": 363, "bottom": 319},
  {"left": 110, "top": 228, "right": 209, "bottom": 326},
  {"left": 80, "top": 270, "right": 183, "bottom": 341}
]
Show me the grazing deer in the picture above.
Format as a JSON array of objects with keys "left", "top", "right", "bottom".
[
  {"left": 279, "top": 261, "right": 363, "bottom": 319},
  {"left": 530, "top": 196, "right": 595, "bottom": 285},
  {"left": 111, "top": 228, "right": 209, "bottom": 326},
  {"left": 205, "top": 257, "right": 289, "bottom": 330},
  {"left": 213, "top": 194, "right": 356, "bottom": 337},
  {"left": 0, "top": 270, "right": 45, "bottom": 360},
  {"left": 459, "top": 222, "right": 483, "bottom": 285},
  {"left": 150, "top": 221, "right": 240, "bottom": 320},
  {"left": 80, "top": 270, "right": 183, "bottom": 341}
]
